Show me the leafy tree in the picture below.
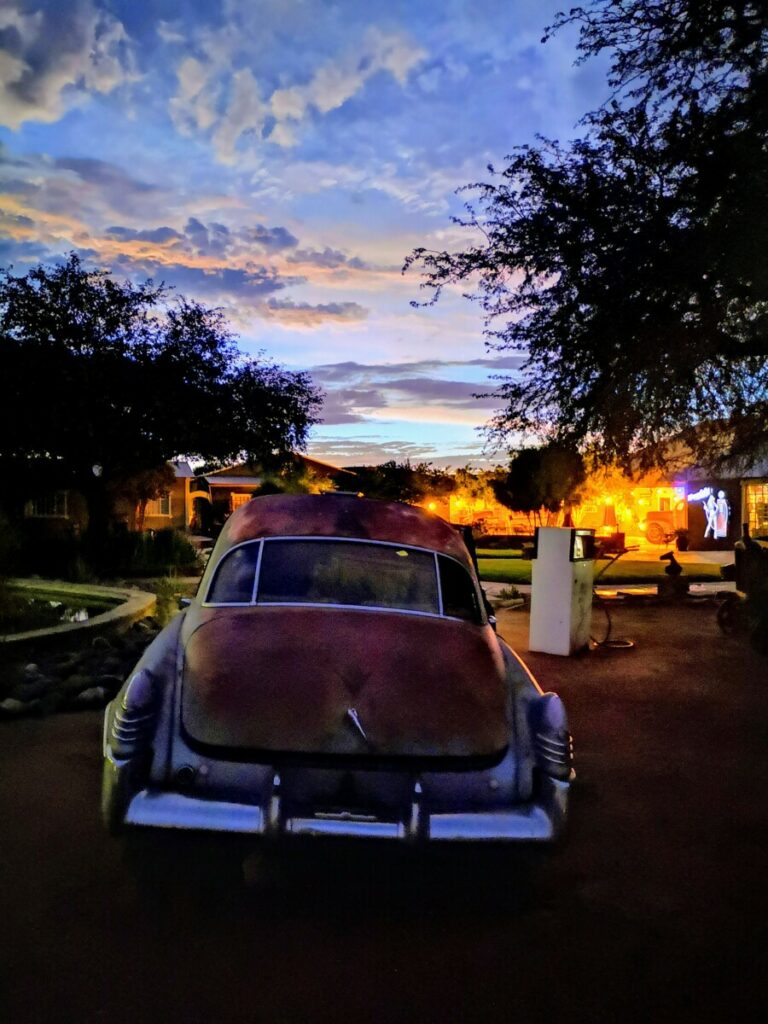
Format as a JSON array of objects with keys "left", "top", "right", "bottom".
[
  {"left": 346, "top": 460, "right": 455, "bottom": 503},
  {"left": 109, "top": 463, "right": 177, "bottom": 532},
  {"left": 0, "top": 254, "right": 322, "bottom": 538},
  {"left": 491, "top": 445, "right": 586, "bottom": 521},
  {"left": 406, "top": 1, "right": 768, "bottom": 470}
]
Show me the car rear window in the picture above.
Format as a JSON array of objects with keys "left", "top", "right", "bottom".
[
  {"left": 257, "top": 540, "right": 439, "bottom": 613},
  {"left": 206, "top": 543, "right": 260, "bottom": 603}
]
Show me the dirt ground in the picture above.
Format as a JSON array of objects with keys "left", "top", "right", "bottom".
[{"left": 1, "top": 601, "right": 767, "bottom": 1024}]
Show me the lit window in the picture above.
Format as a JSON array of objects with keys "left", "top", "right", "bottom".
[
  {"left": 24, "top": 491, "right": 69, "bottom": 518},
  {"left": 146, "top": 492, "right": 171, "bottom": 516},
  {"left": 230, "top": 492, "right": 252, "bottom": 511},
  {"left": 746, "top": 482, "right": 768, "bottom": 535}
]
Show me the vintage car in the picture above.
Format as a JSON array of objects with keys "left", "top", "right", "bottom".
[{"left": 102, "top": 493, "right": 573, "bottom": 843}]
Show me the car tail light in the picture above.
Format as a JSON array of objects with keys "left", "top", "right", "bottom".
[
  {"left": 529, "top": 693, "right": 573, "bottom": 781},
  {"left": 110, "top": 669, "right": 159, "bottom": 758}
]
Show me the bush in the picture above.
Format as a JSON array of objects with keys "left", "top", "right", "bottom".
[
  {"left": 0, "top": 511, "right": 22, "bottom": 575},
  {"left": 102, "top": 529, "right": 201, "bottom": 576}
]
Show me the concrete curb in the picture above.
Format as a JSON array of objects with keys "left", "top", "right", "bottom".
[{"left": 0, "top": 579, "right": 157, "bottom": 653}]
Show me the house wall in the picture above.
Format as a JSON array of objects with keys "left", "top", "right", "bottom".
[{"left": 140, "top": 478, "right": 188, "bottom": 531}]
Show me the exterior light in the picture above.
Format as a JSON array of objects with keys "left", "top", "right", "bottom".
[{"left": 427, "top": 501, "right": 437, "bottom": 511}]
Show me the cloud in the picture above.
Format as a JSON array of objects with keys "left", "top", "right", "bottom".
[
  {"left": 319, "top": 388, "right": 389, "bottom": 425},
  {"left": 167, "top": 24, "right": 426, "bottom": 159},
  {"left": 212, "top": 67, "right": 268, "bottom": 163},
  {"left": 170, "top": 56, "right": 219, "bottom": 134},
  {"left": 240, "top": 223, "right": 298, "bottom": 252},
  {"left": 105, "top": 225, "right": 182, "bottom": 245},
  {"left": 104, "top": 254, "right": 299, "bottom": 302},
  {"left": 54, "top": 157, "right": 157, "bottom": 196},
  {"left": 310, "top": 355, "right": 525, "bottom": 382},
  {"left": 287, "top": 246, "right": 368, "bottom": 271},
  {"left": 307, "top": 436, "right": 440, "bottom": 465},
  {"left": 261, "top": 298, "right": 369, "bottom": 326},
  {"left": 268, "top": 28, "right": 425, "bottom": 135},
  {"left": 375, "top": 377, "right": 501, "bottom": 409},
  {"left": 0, "top": 0, "right": 136, "bottom": 130}
]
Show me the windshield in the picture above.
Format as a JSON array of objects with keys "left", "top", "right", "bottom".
[{"left": 205, "top": 539, "right": 482, "bottom": 622}]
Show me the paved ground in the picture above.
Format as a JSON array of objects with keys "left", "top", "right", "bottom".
[{"left": 1, "top": 602, "right": 767, "bottom": 1024}]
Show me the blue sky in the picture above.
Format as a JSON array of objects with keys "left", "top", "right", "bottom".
[{"left": 0, "top": 0, "right": 608, "bottom": 466}]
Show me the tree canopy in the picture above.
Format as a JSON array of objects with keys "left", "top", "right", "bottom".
[
  {"left": 0, "top": 255, "right": 323, "bottom": 507},
  {"left": 491, "top": 445, "right": 586, "bottom": 517},
  {"left": 406, "top": 1, "right": 768, "bottom": 470},
  {"left": 346, "top": 460, "right": 455, "bottom": 503}
]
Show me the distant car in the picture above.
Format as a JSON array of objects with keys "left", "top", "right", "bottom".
[{"left": 102, "top": 494, "right": 573, "bottom": 843}]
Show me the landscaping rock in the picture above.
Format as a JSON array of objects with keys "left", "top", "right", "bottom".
[
  {"left": 60, "top": 672, "right": 92, "bottom": 696},
  {"left": 10, "top": 677, "right": 53, "bottom": 702},
  {"left": 0, "top": 697, "right": 28, "bottom": 716},
  {"left": 91, "top": 636, "right": 112, "bottom": 650},
  {"left": 96, "top": 674, "right": 124, "bottom": 697},
  {"left": 23, "top": 663, "right": 43, "bottom": 680},
  {"left": 72, "top": 686, "right": 108, "bottom": 707}
]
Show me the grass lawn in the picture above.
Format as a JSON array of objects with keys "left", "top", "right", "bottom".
[{"left": 477, "top": 557, "right": 724, "bottom": 585}]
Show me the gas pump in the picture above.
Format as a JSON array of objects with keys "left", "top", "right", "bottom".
[{"left": 529, "top": 527, "right": 596, "bottom": 656}]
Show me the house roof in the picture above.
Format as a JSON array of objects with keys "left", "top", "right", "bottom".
[
  {"left": 192, "top": 455, "right": 356, "bottom": 488},
  {"left": 201, "top": 474, "right": 262, "bottom": 487},
  {"left": 170, "top": 460, "right": 196, "bottom": 478}
]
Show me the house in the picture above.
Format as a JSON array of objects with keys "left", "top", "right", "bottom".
[{"left": 16, "top": 454, "right": 356, "bottom": 538}]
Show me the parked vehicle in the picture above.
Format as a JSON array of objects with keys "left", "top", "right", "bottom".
[{"left": 102, "top": 494, "right": 573, "bottom": 843}]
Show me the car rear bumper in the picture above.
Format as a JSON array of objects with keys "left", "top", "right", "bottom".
[{"left": 119, "top": 773, "right": 569, "bottom": 842}]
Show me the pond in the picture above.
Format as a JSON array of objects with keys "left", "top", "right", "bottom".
[{"left": 0, "top": 588, "right": 120, "bottom": 635}]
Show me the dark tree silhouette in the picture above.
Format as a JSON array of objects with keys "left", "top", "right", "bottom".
[
  {"left": 491, "top": 445, "right": 586, "bottom": 520},
  {"left": 0, "top": 254, "right": 322, "bottom": 534},
  {"left": 406, "top": 1, "right": 768, "bottom": 470},
  {"left": 346, "top": 461, "right": 455, "bottom": 503}
]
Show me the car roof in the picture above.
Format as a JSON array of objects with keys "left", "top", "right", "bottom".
[{"left": 215, "top": 493, "right": 473, "bottom": 568}]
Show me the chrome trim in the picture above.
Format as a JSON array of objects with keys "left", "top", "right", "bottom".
[
  {"left": 287, "top": 817, "right": 406, "bottom": 839},
  {"left": 240, "top": 602, "right": 446, "bottom": 620},
  {"left": 122, "top": 776, "right": 569, "bottom": 842},
  {"left": 346, "top": 707, "right": 369, "bottom": 743},
  {"left": 201, "top": 537, "right": 480, "bottom": 621},
  {"left": 125, "top": 791, "right": 265, "bottom": 832},
  {"left": 250, "top": 538, "right": 264, "bottom": 604},
  {"left": 434, "top": 551, "right": 444, "bottom": 615}
]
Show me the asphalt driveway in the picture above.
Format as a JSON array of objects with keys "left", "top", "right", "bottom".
[{"left": 1, "top": 600, "right": 766, "bottom": 1023}]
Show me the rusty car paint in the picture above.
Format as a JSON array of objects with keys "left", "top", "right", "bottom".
[
  {"left": 207, "top": 494, "right": 473, "bottom": 570},
  {"left": 181, "top": 605, "right": 508, "bottom": 758}
]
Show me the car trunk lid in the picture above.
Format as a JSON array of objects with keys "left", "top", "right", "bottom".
[{"left": 181, "top": 606, "right": 509, "bottom": 761}]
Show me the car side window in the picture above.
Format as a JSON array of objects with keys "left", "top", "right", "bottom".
[
  {"left": 207, "top": 544, "right": 260, "bottom": 603},
  {"left": 438, "top": 556, "right": 482, "bottom": 623}
]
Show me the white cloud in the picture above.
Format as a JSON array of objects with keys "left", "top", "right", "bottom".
[
  {"left": 170, "top": 56, "right": 219, "bottom": 133},
  {"left": 168, "top": 23, "right": 426, "bottom": 161},
  {"left": 273, "top": 27, "right": 426, "bottom": 125},
  {"left": 212, "top": 68, "right": 266, "bottom": 163},
  {"left": 0, "top": 1, "right": 136, "bottom": 130}
]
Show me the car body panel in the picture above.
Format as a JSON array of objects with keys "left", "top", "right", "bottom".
[{"left": 181, "top": 605, "right": 508, "bottom": 758}]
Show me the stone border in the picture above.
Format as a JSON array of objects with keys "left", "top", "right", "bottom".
[{"left": 0, "top": 579, "right": 157, "bottom": 652}]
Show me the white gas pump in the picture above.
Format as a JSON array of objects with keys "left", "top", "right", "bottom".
[{"left": 529, "top": 527, "right": 596, "bottom": 656}]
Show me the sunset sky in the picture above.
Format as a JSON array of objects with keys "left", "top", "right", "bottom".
[{"left": 0, "top": 0, "right": 607, "bottom": 466}]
